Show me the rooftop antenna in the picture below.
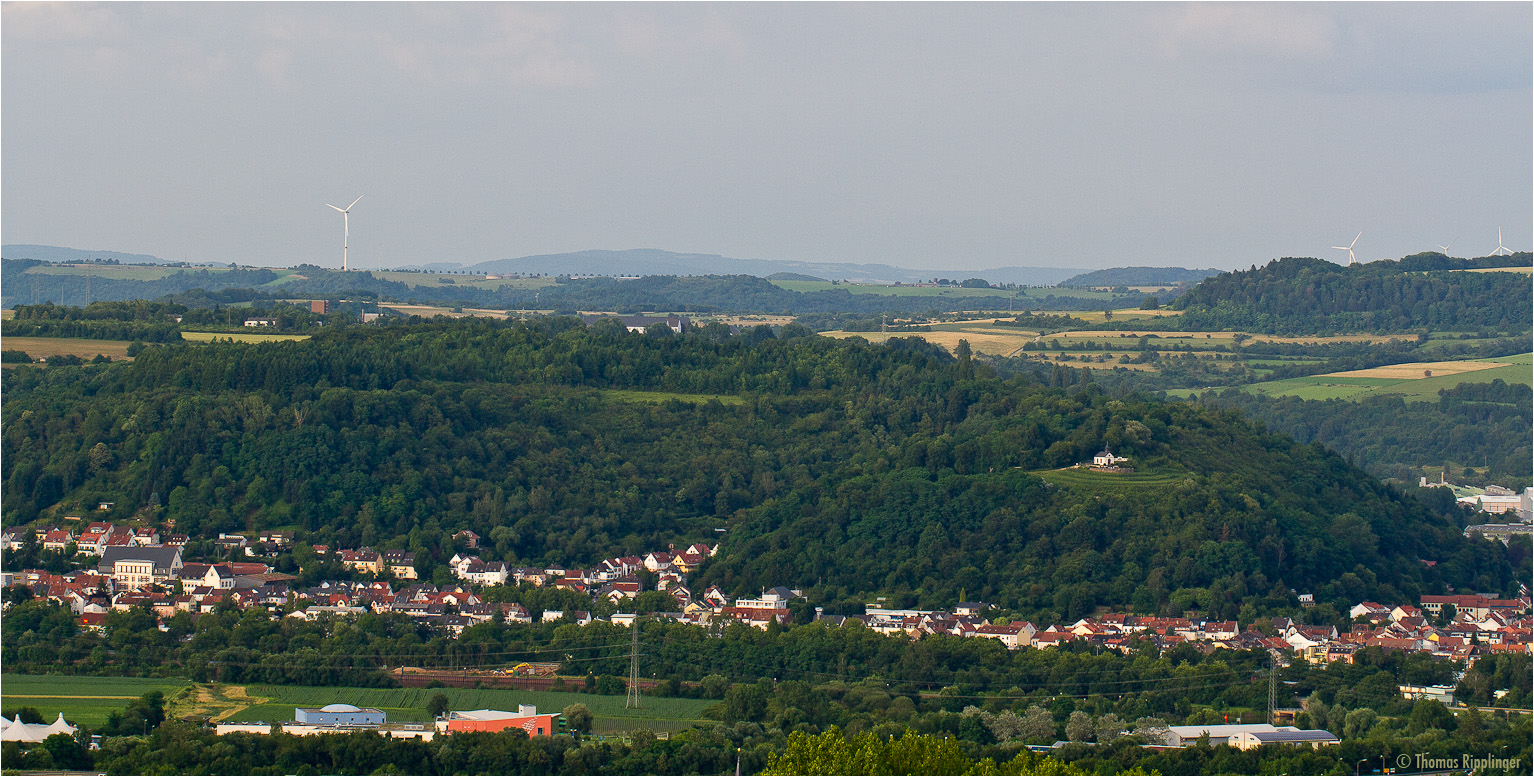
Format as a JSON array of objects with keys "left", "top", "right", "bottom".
[
  {"left": 326, "top": 195, "right": 363, "bottom": 270},
  {"left": 1489, "top": 227, "right": 1514, "bottom": 256},
  {"left": 1331, "top": 233, "right": 1360, "bottom": 265}
]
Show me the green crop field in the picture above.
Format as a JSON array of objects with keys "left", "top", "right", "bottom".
[
  {"left": 770, "top": 280, "right": 1120, "bottom": 301},
  {"left": 371, "top": 271, "right": 555, "bottom": 291},
  {"left": 1225, "top": 353, "right": 1532, "bottom": 402},
  {"left": 19, "top": 264, "right": 189, "bottom": 281},
  {"left": 2, "top": 675, "right": 193, "bottom": 726}
]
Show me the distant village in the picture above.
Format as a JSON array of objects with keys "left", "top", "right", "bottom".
[{"left": 4, "top": 516, "right": 1529, "bottom": 696}]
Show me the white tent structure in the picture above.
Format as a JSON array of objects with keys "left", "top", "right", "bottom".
[{"left": 0, "top": 712, "right": 77, "bottom": 742}]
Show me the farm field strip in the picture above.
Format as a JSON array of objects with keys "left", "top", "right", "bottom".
[
  {"left": 1228, "top": 354, "right": 1532, "bottom": 401},
  {"left": 229, "top": 685, "right": 714, "bottom": 725},
  {"left": 379, "top": 304, "right": 513, "bottom": 319},
  {"left": 818, "top": 329, "right": 1036, "bottom": 357},
  {"left": 2, "top": 675, "right": 194, "bottom": 726},
  {"left": 180, "top": 331, "right": 311, "bottom": 343},
  {"left": 1, "top": 336, "right": 132, "bottom": 359}
]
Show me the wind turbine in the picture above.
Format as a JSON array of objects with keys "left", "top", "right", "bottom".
[
  {"left": 1435, "top": 238, "right": 1457, "bottom": 255},
  {"left": 1332, "top": 232, "right": 1360, "bottom": 265},
  {"left": 326, "top": 195, "right": 363, "bottom": 270},
  {"left": 1489, "top": 227, "right": 1514, "bottom": 256}
]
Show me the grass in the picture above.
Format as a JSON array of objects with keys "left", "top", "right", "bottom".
[
  {"left": 181, "top": 331, "right": 311, "bottom": 343},
  {"left": 19, "top": 264, "right": 187, "bottom": 280},
  {"left": 769, "top": 281, "right": 1121, "bottom": 300},
  {"left": 1, "top": 336, "right": 132, "bottom": 360},
  {"left": 0, "top": 675, "right": 716, "bottom": 732},
  {"left": 1, "top": 675, "right": 193, "bottom": 726},
  {"left": 371, "top": 272, "right": 556, "bottom": 291},
  {"left": 601, "top": 389, "right": 746, "bottom": 406},
  {"left": 1229, "top": 353, "right": 1532, "bottom": 401}
]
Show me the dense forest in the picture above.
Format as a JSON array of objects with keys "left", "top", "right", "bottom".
[
  {"left": 1059, "top": 267, "right": 1221, "bottom": 287},
  {"left": 1195, "top": 381, "right": 1534, "bottom": 490},
  {"left": 1169, "top": 255, "right": 1533, "bottom": 335},
  {"left": 3, "top": 318, "right": 1524, "bottom": 625}
]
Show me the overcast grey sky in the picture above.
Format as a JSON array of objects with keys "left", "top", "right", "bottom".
[{"left": 3, "top": 2, "right": 1529, "bottom": 272}]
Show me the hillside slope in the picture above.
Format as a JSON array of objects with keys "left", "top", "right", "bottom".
[{"left": 2, "top": 319, "right": 1518, "bottom": 624}]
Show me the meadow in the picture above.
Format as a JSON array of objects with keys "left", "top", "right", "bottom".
[
  {"left": 769, "top": 280, "right": 1122, "bottom": 301},
  {"left": 371, "top": 271, "right": 556, "bottom": 291},
  {"left": 1, "top": 675, "right": 716, "bottom": 733},
  {"left": 1209, "top": 353, "right": 1532, "bottom": 402},
  {"left": 1, "top": 675, "right": 193, "bottom": 727}
]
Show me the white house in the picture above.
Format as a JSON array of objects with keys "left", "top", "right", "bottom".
[{"left": 1093, "top": 448, "right": 1129, "bottom": 467}]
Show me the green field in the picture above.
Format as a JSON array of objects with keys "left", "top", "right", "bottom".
[
  {"left": 601, "top": 389, "right": 746, "bottom": 406},
  {"left": 1, "top": 675, "right": 193, "bottom": 726},
  {"left": 372, "top": 271, "right": 555, "bottom": 291},
  {"left": 19, "top": 264, "right": 190, "bottom": 281},
  {"left": 1211, "top": 353, "right": 1532, "bottom": 401},
  {"left": 0, "top": 676, "right": 715, "bottom": 732},
  {"left": 770, "top": 280, "right": 1120, "bottom": 301}
]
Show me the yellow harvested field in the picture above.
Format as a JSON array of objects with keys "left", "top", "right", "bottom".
[
  {"left": 821, "top": 329, "right": 1037, "bottom": 357},
  {"left": 710, "top": 315, "right": 796, "bottom": 327},
  {"left": 0, "top": 309, "right": 14, "bottom": 320},
  {"left": 2, "top": 336, "right": 131, "bottom": 360},
  {"left": 1332, "top": 361, "right": 1507, "bottom": 380},
  {"left": 181, "top": 331, "right": 311, "bottom": 343},
  {"left": 1462, "top": 266, "right": 1532, "bottom": 274}
]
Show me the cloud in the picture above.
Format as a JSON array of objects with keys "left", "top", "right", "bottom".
[
  {"left": 1154, "top": 4, "right": 1340, "bottom": 61},
  {"left": 609, "top": 8, "right": 748, "bottom": 63},
  {"left": 1, "top": 2, "right": 127, "bottom": 45}
]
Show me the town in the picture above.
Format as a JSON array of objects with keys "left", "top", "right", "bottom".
[{"left": 5, "top": 519, "right": 1528, "bottom": 685}]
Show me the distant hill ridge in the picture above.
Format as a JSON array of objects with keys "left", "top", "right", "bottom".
[
  {"left": 1061, "top": 266, "right": 1223, "bottom": 287},
  {"left": 2, "top": 244, "right": 174, "bottom": 265},
  {"left": 463, "top": 248, "right": 1079, "bottom": 286}
]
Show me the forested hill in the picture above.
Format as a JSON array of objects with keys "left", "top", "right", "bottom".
[
  {"left": 1170, "top": 254, "right": 1533, "bottom": 335},
  {"left": 1060, "top": 266, "right": 1222, "bottom": 287},
  {"left": 2, "top": 319, "right": 1520, "bottom": 624},
  {"left": 2, "top": 260, "right": 1136, "bottom": 314}
]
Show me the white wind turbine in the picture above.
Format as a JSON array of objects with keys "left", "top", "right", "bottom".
[
  {"left": 1435, "top": 238, "right": 1457, "bottom": 255},
  {"left": 326, "top": 195, "right": 363, "bottom": 270},
  {"left": 1332, "top": 232, "right": 1360, "bottom": 265},
  {"left": 1489, "top": 227, "right": 1514, "bottom": 256}
]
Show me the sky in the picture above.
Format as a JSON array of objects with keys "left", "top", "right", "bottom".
[{"left": 3, "top": 2, "right": 1530, "bottom": 273}]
